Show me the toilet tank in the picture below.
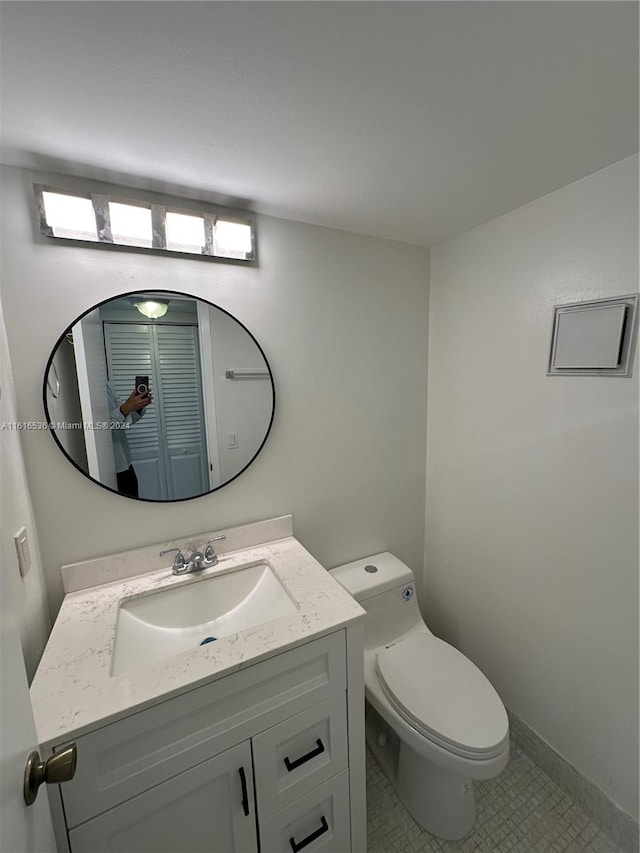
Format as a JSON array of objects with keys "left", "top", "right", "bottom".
[{"left": 330, "top": 553, "right": 424, "bottom": 648}]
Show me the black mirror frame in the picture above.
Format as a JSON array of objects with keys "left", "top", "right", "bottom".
[{"left": 42, "top": 288, "right": 276, "bottom": 502}]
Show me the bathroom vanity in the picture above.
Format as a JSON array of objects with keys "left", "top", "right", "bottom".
[{"left": 30, "top": 516, "right": 366, "bottom": 853}]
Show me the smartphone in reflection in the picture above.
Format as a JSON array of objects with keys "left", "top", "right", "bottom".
[{"left": 135, "top": 375, "right": 150, "bottom": 395}]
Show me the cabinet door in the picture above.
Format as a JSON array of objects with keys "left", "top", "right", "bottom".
[{"left": 68, "top": 741, "right": 257, "bottom": 853}]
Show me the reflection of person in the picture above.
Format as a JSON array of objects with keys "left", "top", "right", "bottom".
[{"left": 106, "top": 382, "right": 153, "bottom": 497}]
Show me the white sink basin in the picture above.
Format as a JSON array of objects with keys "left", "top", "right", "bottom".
[{"left": 111, "top": 562, "right": 298, "bottom": 676}]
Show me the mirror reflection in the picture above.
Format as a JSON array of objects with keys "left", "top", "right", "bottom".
[{"left": 44, "top": 291, "right": 275, "bottom": 501}]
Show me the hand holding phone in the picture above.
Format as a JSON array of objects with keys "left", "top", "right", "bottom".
[{"left": 119, "top": 378, "right": 153, "bottom": 417}]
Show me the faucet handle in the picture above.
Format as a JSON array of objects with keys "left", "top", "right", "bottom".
[
  {"left": 159, "top": 547, "right": 187, "bottom": 572},
  {"left": 204, "top": 535, "right": 226, "bottom": 563}
]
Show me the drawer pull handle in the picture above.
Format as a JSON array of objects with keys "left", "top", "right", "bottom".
[
  {"left": 284, "top": 738, "right": 325, "bottom": 772},
  {"left": 289, "top": 816, "right": 329, "bottom": 852},
  {"left": 238, "top": 766, "right": 250, "bottom": 817}
]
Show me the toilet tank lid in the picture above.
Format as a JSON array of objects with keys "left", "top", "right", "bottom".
[{"left": 329, "top": 552, "right": 414, "bottom": 600}]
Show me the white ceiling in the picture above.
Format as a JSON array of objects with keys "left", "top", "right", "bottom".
[{"left": 1, "top": 2, "right": 637, "bottom": 247}]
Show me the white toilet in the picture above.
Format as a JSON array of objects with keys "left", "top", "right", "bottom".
[{"left": 331, "top": 552, "right": 509, "bottom": 841}]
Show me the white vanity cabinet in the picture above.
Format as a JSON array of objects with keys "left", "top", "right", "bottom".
[{"left": 50, "top": 629, "right": 365, "bottom": 853}]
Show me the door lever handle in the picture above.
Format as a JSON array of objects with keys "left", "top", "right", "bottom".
[{"left": 24, "top": 743, "right": 77, "bottom": 805}]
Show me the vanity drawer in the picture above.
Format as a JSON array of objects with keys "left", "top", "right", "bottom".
[
  {"left": 259, "top": 769, "right": 351, "bottom": 853},
  {"left": 253, "top": 694, "right": 348, "bottom": 815},
  {"left": 60, "top": 632, "right": 346, "bottom": 827}
]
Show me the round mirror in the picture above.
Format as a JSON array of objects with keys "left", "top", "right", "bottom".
[{"left": 43, "top": 290, "right": 275, "bottom": 501}]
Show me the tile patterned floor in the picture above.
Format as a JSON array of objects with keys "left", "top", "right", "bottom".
[{"left": 366, "top": 742, "right": 627, "bottom": 853}]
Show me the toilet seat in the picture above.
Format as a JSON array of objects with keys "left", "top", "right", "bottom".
[{"left": 375, "top": 633, "right": 509, "bottom": 761}]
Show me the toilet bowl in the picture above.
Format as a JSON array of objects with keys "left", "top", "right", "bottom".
[{"left": 331, "top": 553, "right": 509, "bottom": 841}]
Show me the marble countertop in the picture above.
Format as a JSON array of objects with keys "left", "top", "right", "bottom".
[{"left": 30, "top": 526, "right": 364, "bottom": 749}]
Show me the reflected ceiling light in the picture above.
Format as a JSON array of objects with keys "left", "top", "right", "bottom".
[{"left": 131, "top": 298, "right": 169, "bottom": 319}]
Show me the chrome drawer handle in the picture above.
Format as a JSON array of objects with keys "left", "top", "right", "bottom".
[
  {"left": 289, "top": 816, "right": 329, "bottom": 853},
  {"left": 284, "top": 738, "right": 325, "bottom": 772}
]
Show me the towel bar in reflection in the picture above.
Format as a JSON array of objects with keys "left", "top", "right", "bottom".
[{"left": 224, "top": 369, "right": 269, "bottom": 380}]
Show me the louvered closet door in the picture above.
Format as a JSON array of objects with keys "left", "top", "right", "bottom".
[
  {"left": 104, "top": 323, "right": 167, "bottom": 499},
  {"left": 105, "top": 322, "right": 209, "bottom": 500},
  {"left": 155, "top": 324, "right": 209, "bottom": 499}
]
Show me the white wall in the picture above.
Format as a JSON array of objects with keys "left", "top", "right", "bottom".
[
  {"left": 0, "top": 298, "right": 51, "bottom": 680},
  {"left": 0, "top": 166, "right": 430, "bottom": 622},
  {"left": 209, "top": 306, "right": 272, "bottom": 484},
  {"left": 425, "top": 155, "right": 639, "bottom": 818}
]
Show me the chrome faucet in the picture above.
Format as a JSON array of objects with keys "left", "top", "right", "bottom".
[
  {"left": 159, "top": 547, "right": 187, "bottom": 574},
  {"left": 160, "top": 535, "right": 226, "bottom": 576},
  {"left": 203, "top": 535, "right": 226, "bottom": 566}
]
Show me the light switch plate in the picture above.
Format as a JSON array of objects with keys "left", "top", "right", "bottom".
[{"left": 15, "top": 526, "right": 32, "bottom": 577}]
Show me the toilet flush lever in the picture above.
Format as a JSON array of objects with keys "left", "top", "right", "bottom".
[{"left": 24, "top": 743, "right": 77, "bottom": 805}]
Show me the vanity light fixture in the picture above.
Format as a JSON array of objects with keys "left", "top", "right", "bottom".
[
  {"left": 108, "top": 201, "right": 153, "bottom": 248},
  {"left": 165, "top": 210, "right": 205, "bottom": 254},
  {"left": 40, "top": 190, "right": 98, "bottom": 242},
  {"left": 214, "top": 219, "right": 253, "bottom": 259},
  {"left": 34, "top": 184, "right": 257, "bottom": 264},
  {"left": 130, "top": 298, "right": 170, "bottom": 319}
]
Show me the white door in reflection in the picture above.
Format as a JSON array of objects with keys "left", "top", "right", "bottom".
[{"left": 72, "top": 309, "right": 118, "bottom": 488}]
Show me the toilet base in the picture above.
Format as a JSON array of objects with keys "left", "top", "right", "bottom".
[
  {"left": 396, "top": 740, "right": 476, "bottom": 840},
  {"left": 366, "top": 705, "right": 476, "bottom": 841}
]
